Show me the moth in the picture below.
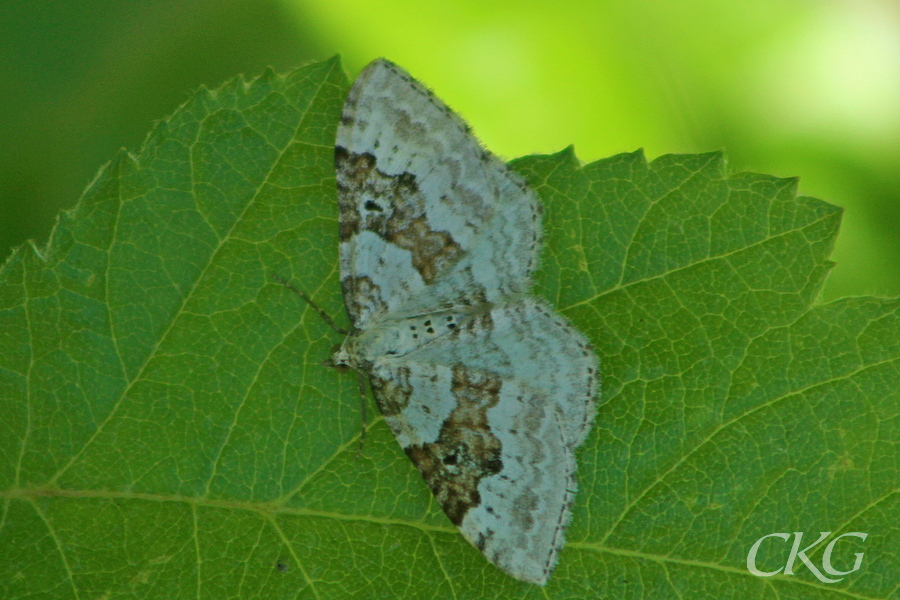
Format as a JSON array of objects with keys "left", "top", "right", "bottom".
[{"left": 332, "top": 58, "right": 598, "bottom": 585}]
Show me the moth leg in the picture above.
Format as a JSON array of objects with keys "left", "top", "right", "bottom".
[
  {"left": 356, "top": 371, "right": 368, "bottom": 458},
  {"left": 271, "top": 272, "right": 348, "bottom": 335}
]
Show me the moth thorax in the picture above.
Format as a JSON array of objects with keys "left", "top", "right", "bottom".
[
  {"left": 342, "top": 311, "right": 464, "bottom": 365},
  {"left": 346, "top": 324, "right": 413, "bottom": 363}
]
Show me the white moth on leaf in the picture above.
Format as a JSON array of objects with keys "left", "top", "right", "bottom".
[{"left": 333, "top": 58, "right": 599, "bottom": 586}]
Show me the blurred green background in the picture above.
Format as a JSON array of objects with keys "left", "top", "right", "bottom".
[{"left": 2, "top": 0, "right": 898, "bottom": 300}]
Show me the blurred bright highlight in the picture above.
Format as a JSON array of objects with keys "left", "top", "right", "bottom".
[
  {"left": 1, "top": 0, "right": 898, "bottom": 300},
  {"left": 287, "top": 0, "right": 900, "bottom": 300}
]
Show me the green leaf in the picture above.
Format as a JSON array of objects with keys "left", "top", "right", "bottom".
[{"left": 1, "top": 57, "right": 897, "bottom": 598}]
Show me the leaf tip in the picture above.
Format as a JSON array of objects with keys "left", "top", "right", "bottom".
[
  {"left": 552, "top": 145, "right": 582, "bottom": 169},
  {"left": 324, "top": 53, "right": 343, "bottom": 70}
]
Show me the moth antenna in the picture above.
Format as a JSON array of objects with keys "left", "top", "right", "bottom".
[
  {"left": 271, "top": 272, "right": 349, "bottom": 335},
  {"left": 356, "top": 371, "right": 368, "bottom": 458},
  {"left": 272, "top": 273, "right": 370, "bottom": 457}
]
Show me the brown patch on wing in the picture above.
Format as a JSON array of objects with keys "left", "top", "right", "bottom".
[
  {"left": 334, "top": 148, "right": 462, "bottom": 283},
  {"left": 334, "top": 146, "right": 369, "bottom": 240},
  {"left": 340, "top": 274, "right": 387, "bottom": 324},
  {"left": 389, "top": 216, "right": 459, "bottom": 283},
  {"left": 369, "top": 366, "right": 413, "bottom": 416},
  {"left": 405, "top": 366, "right": 504, "bottom": 525}
]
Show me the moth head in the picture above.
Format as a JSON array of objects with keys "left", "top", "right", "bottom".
[{"left": 331, "top": 338, "right": 355, "bottom": 368}]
